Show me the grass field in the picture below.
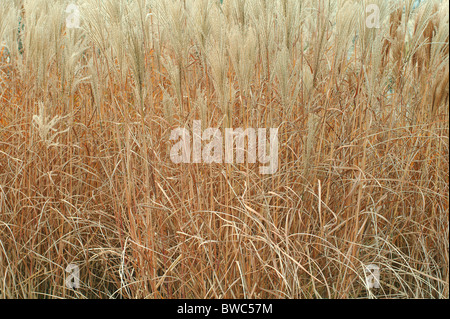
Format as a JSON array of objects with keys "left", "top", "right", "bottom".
[{"left": 0, "top": 0, "right": 448, "bottom": 298}]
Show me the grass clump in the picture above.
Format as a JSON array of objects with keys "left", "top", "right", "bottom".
[{"left": 0, "top": 0, "right": 448, "bottom": 298}]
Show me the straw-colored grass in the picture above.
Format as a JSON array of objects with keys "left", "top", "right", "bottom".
[{"left": 0, "top": 0, "right": 448, "bottom": 298}]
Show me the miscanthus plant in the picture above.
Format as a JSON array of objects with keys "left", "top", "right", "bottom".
[{"left": 0, "top": 0, "right": 448, "bottom": 298}]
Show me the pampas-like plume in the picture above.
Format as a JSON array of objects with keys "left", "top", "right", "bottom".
[{"left": 32, "top": 101, "right": 68, "bottom": 147}]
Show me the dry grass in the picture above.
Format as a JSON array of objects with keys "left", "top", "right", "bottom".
[{"left": 0, "top": 0, "right": 448, "bottom": 298}]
